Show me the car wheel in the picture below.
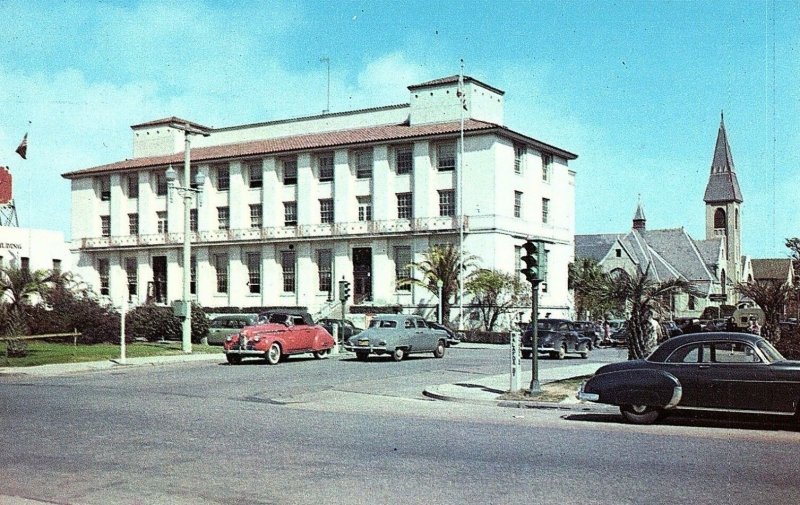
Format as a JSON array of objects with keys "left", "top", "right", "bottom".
[
  {"left": 556, "top": 344, "right": 566, "bottom": 360},
  {"left": 392, "top": 347, "right": 405, "bottom": 362},
  {"left": 265, "top": 342, "right": 282, "bottom": 365},
  {"left": 620, "top": 404, "right": 662, "bottom": 425},
  {"left": 226, "top": 354, "right": 242, "bottom": 365},
  {"left": 313, "top": 349, "right": 329, "bottom": 359},
  {"left": 355, "top": 351, "right": 369, "bottom": 361},
  {"left": 580, "top": 345, "right": 590, "bottom": 359},
  {"left": 433, "top": 340, "right": 445, "bottom": 358}
]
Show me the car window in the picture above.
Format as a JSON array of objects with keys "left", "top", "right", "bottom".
[
  {"left": 712, "top": 342, "right": 761, "bottom": 363},
  {"left": 404, "top": 320, "right": 415, "bottom": 329},
  {"left": 268, "top": 314, "right": 288, "bottom": 324},
  {"left": 291, "top": 316, "right": 305, "bottom": 326},
  {"left": 416, "top": 320, "right": 427, "bottom": 329},
  {"left": 667, "top": 344, "right": 702, "bottom": 363},
  {"left": 370, "top": 320, "right": 397, "bottom": 328},
  {"left": 211, "top": 318, "right": 226, "bottom": 328}
]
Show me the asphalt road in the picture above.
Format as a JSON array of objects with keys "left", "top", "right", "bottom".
[{"left": 1, "top": 346, "right": 798, "bottom": 505}]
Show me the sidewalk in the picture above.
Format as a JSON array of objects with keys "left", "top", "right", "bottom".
[{"left": 0, "top": 352, "right": 225, "bottom": 377}]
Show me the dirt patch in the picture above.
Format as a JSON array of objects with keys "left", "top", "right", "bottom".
[{"left": 498, "top": 377, "right": 588, "bottom": 403}]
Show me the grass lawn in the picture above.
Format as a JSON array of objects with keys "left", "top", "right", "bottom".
[
  {"left": 1, "top": 340, "right": 219, "bottom": 368},
  {"left": 498, "top": 377, "right": 588, "bottom": 403}
]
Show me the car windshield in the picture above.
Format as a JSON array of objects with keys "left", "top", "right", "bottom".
[
  {"left": 757, "top": 340, "right": 784, "bottom": 363},
  {"left": 537, "top": 321, "right": 558, "bottom": 330},
  {"left": 267, "top": 314, "right": 289, "bottom": 324},
  {"left": 369, "top": 319, "right": 397, "bottom": 328}
]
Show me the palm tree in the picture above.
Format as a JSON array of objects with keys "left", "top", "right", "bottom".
[
  {"left": 0, "top": 265, "right": 52, "bottom": 335},
  {"left": 735, "top": 279, "right": 794, "bottom": 343},
  {"left": 568, "top": 257, "right": 616, "bottom": 320},
  {"left": 603, "top": 264, "right": 698, "bottom": 360},
  {"left": 399, "top": 244, "right": 478, "bottom": 326}
]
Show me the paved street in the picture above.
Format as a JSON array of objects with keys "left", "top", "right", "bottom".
[{"left": 1, "top": 345, "right": 799, "bottom": 504}]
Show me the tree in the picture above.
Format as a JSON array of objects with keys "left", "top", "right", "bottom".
[
  {"left": 735, "top": 279, "right": 793, "bottom": 343},
  {"left": 0, "top": 265, "right": 52, "bottom": 336},
  {"left": 399, "top": 244, "right": 478, "bottom": 326},
  {"left": 465, "top": 269, "right": 530, "bottom": 331},
  {"left": 602, "top": 264, "right": 698, "bottom": 360},
  {"left": 568, "top": 258, "right": 617, "bottom": 320}
]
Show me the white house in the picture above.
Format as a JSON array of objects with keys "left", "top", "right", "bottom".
[{"left": 62, "top": 75, "right": 578, "bottom": 326}]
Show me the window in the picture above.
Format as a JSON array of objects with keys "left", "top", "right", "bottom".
[
  {"left": 542, "top": 198, "right": 550, "bottom": 224},
  {"left": 100, "top": 215, "right": 110, "bottom": 237},
  {"left": 355, "top": 149, "right": 373, "bottom": 179},
  {"left": 713, "top": 342, "right": 761, "bottom": 363},
  {"left": 217, "top": 206, "right": 230, "bottom": 230},
  {"left": 437, "top": 142, "right": 456, "bottom": 171},
  {"left": 284, "top": 202, "right": 297, "bottom": 226},
  {"left": 439, "top": 189, "right": 455, "bottom": 217},
  {"left": 397, "top": 192, "right": 413, "bottom": 219},
  {"left": 127, "top": 175, "right": 139, "bottom": 198},
  {"left": 395, "top": 144, "right": 413, "bottom": 174},
  {"left": 98, "top": 258, "right": 110, "bottom": 296},
  {"left": 52, "top": 259, "right": 61, "bottom": 272},
  {"left": 317, "top": 249, "right": 332, "bottom": 293},
  {"left": 20, "top": 257, "right": 29, "bottom": 272},
  {"left": 215, "top": 254, "right": 229, "bottom": 293},
  {"left": 250, "top": 204, "right": 262, "bottom": 228},
  {"left": 128, "top": 213, "right": 139, "bottom": 235},
  {"left": 394, "top": 246, "right": 412, "bottom": 292},
  {"left": 190, "top": 255, "right": 197, "bottom": 295},
  {"left": 281, "top": 250, "right": 296, "bottom": 292},
  {"left": 189, "top": 209, "right": 198, "bottom": 232},
  {"left": 125, "top": 257, "right": 137, "bottom": 297},
  {"left": 320, "top": 199, "right": 334, "bottom": 224},
  {"left": 514, "top": 191, "right": 523, "bottom": 218},
  {"left": 157, "top": 211, "right": 168, "bottom": 233},
  {"left": 216, "top": 165, "right": 230, "bottom": 191},
  {"left": 318, "top": 152, "right": 334, "bottom": 181},
  {"left": 246, "top": 253, "right": 261, "bottom": 294},
  {"left": 282, "top": 157, "right": 298, "bottom": 185},
  {"left": 542, "top": 153, "right": 552, "bottom": 182},
  {"left": 189, "top": 166, "right": 200, "bottom": 189},
  {"left": 247, "top": 161, "right": 263, "bottom": 188},
  {"left": 99, "top": 177, "right": 111, "bottom": 201},
  {"left": 514, "top": 143, "right": 525, "bottom": 174},
  {"left": 156, "top": 172, "right": 168, "bottom": 196},
  {"left": 357, "top": 196, "right": 372, "bottom": 221}
]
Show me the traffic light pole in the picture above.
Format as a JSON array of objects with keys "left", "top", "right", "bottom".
[{"left": 530, "top": 280, "right": 541, "bottom": 394}]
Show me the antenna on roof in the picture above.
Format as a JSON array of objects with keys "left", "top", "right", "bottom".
[{"left": 320, "top": 56, "right": 331, "bottom": 114}]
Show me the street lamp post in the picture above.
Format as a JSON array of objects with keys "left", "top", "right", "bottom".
[
  {"left": 436, "top": 279, "right": 444, "bottom": 324},
  {"left": 166, "top": 123, "right": 209, "bottom": 354}
]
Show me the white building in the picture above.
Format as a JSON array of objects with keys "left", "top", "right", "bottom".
[
  {"left": 62, "top": 75, "right": 578, "bottom": 326},
  {"left": 0, "top": 226, "right": 71, "bottom": 273}
]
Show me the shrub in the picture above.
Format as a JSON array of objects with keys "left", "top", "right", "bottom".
[
  {"left": 26, "top": 288, "right": 123, "bottom": 344},
  {"left": 127, "top": 303, "right": 208, "bottom": 343}
]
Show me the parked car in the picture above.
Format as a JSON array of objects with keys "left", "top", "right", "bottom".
[
  {"left": 521, "top": 319, "right": 591, "bottom": 359},
  {"left": 577, "top": 332, "right": 800, "bottom": 424},
  {"left": 207, "top": 314, "right": 259, "bottom": 345},
  {"left": 574, "top": 320, "right": 602, "bottom": 347},
  {"left": 343, "top": 314, "right": 448, "bottom": 361},
  {"left": 223, "top": 310, "right": 335, "bottom": 365},
  {"left": 661, "top": 320, "right": 683, "bottom": 340},
  {"left": 608, "top": 321, "right": 629, "bottom": 347},
  {"left": 317, "top": 318, "right": 363, "bottom": 343},
  {"left": 426, "top": 321, "right": 461, "bottom": 347}
]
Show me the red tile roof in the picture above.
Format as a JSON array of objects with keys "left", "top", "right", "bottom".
[{"left": 62, "top": 119, "right": 576, "bottom": 178}]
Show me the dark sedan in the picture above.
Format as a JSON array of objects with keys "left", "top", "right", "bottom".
[
  {"left": 522, "top": 319, "right": 592, "bottom": 359},
  {"left": 317, "top": 318, "right": 363, "bottom": 343},
  {"left": 426, "top": 321, "right": 461, "bottom": 347},
  {"left": 577, "top": 332, "right": 800, "bottom": 424}
]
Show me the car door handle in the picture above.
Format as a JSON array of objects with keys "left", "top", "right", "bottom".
[{"left": 698, "top": 365, "right": 710, "bottom": 370}]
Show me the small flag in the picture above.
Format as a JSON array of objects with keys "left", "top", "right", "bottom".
[
  {"left": 456, "top": 74, "right": 467, "bottom": 111},
  {"left": 15, "top": 133, "right": 27, "bottom": 159}
]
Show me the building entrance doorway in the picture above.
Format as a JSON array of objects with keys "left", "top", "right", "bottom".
[
  {"left": 353, "top": 247, "right": 372, "bottom": 304},
  {"left": 149, "top": 256, "right": 167, "bottom": 304}
]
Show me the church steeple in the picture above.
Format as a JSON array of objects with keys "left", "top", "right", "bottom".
[
  {"left": 703, "top": 112, "right": 743, "bottom": 286},
  {"left": 632, "top": 199, "right": 646, "bottom": 231},
  {"left": 703, "top": 112, "right": 743, "bottom": 204}
]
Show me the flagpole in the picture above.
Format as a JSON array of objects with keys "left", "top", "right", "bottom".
[{"left": 458, "top": 60, "right": 465, "bottom": 332}]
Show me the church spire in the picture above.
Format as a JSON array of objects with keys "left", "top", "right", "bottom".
[
  {"left": 632, "top": 197, "right": 646, "bottom": 231},
  {"left": 703, "top": 111, "right": 743, "bottom": 203}
]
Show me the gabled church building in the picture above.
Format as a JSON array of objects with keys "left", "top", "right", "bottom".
[{"left": 576, "top": 115, "right": 750, "bottom": 318}]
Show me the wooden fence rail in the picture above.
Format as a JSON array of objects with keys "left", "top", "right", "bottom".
[{"left": 0, "top": 331, "right": 82, "bottom": 345}]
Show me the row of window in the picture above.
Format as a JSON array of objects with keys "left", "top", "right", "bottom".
[
  {"left": 100, "top": 191, "right": 552, "bottom": 237},
  {"left": 96, "top": 247, "right": 415, "bottom": 297},
  {"left": 98, "top": 142, "right": 554, "bottom": 202}
]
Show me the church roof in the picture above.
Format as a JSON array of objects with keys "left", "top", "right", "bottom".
[
  {"left": 703, "top": 114, "right": 743, "bottom": 203},
  {"left": 751, "top": 258, "right": 795, "bottom": 283}
]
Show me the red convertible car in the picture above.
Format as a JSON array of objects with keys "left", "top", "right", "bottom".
[
  {"left": 578, "top": 332, "right": 800, "bottom": 424},
  {"left": 223, "top": 311, "right": 335, "bottom": 365}
]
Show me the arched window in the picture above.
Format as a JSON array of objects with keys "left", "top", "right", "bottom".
[
  {"left": 720, "top": 269, "right": 726, "bottom": 295},
  {"left": 714, "top": 208, "right": 727, "bottom": 229},
  {"left": 735, "top": 209, "right": 739, "bottom": 229}
]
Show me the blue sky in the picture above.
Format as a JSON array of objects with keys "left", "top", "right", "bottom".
[{"left": 1, "top": 0, "right": 797, "bottom": 259}]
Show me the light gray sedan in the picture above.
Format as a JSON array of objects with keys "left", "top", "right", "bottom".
[{"left": 343, "top": 314, "right": 448, "bottom": 361}]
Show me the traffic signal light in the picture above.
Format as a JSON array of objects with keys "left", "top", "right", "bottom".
[
  {"left": 521, "top": 240, "right": 540, "bottom": 285},
  {"left": 339, "top": 280, "right": 351, "bottom": 302}
]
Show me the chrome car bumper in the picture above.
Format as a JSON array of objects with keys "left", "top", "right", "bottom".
[
  {"left": 343, "top": 344, "right": 388, "bottom": 353},
  {"left": 224, "top": 349, "right": 265, "bottom": 356},
  {"left": 576, "top": 382, "right": 599, "bottom": 402}
]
